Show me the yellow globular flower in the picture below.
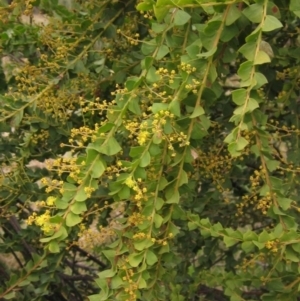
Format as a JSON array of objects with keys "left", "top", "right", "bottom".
[
  {"left": 125, "top": 177, "right": 135, "bottom": 188},
  {"left": 46, "top": 196, "right": 56, "bottom": 206},
  {"left": 137, "top": 131, "right": 149, "bottom": 145},
  {"left": 34, "top": 210, "right": 51, "bottom": 227}
]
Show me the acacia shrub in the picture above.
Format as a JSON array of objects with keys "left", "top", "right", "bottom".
[{"left": 1, "top": 0, "right": 300, "bottom": 300}]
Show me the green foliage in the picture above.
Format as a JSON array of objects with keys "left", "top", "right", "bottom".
[{"left": 1, "top": 0, "right": 300, "bottom": 300}]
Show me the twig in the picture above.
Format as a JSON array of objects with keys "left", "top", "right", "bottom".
[{"left": 72, "top": 245, "right": 107, "bottom": 269}]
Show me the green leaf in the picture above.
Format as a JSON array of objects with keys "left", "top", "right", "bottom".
[
  {"left": 130, "top": 146, "right": 145, "bottom": 157},
  {"left": 98, "top": 269, "right": 116, "bottom": 278},
  {"left": 246, "top": 98, "right": 259, "bottom": 112},
  {"left": 241, "top": 241, "right": 255, "bottom": 253},
  {"left": 1, "top": 292, "right": 16, "bottom": 300},
  {"left": 40, "top": 226, "right": 68, "bottom": 243},
  {"left": 46, "top": 213, "right": 62, "bottom": 224},
  {"left": 236, "top": 136, "right": 249, "bottom": 151},
  {"left": 138, "top": 277, "right": 147, "bottom": 289},
  {"left": 70, "top": 201, "right": 87, "bottom": 214},
  {"left": 169, "top": 222, "right": 180, "bottom": 236},
  {"left": 224, "top": 236, "right": 237, "bottom": 247},
  {"left": 188, "top": 222, "right": 198, "bottom": 231},
  {"left": 86, "top": 148, "right": 99, "bottom": 164},
  {"left": 232, "top": 89, "right": 247, "bottom": 106},
  {"left": 253, "top": 72, "right": 268, "bottom": 89},
  {"left": 186, "top": 39, "right": 202, "bottom": 59},
  {"left": 126, "top": 76, "right": 141, "bottom": 91},
  {"left": 98, "top": 137, "right": 122, "bottom": 156},
  {"left": 224, "top": 128, "right": 238, "bottom": 144},
  {"left": 128, "top": 252, "right": 144, "bottom": 267},
  {"left": 128, "top": 98, "right": 142, "bottom": 115},
  {"left": 158, "top": 177, "right": 169, "bottom": 191},
  {"left": 178, "top": 170, "right": 188, "bottom": 186},
  {"left": 111, "top": 276, "right": 123, "bottom": 289},
  {"left": 11, "top": 110, "right": 24, "bottom": 127},
  {"left": 290, "top": 0, "right": 300, "bottom": 17},
  {"left": 152, "top": 102, "right": 169, "bottom": 113},
  {"left": 243, "top": 4, "right": 263, "bottom": 23},
  {"left": 152, "top": 23, "right": 168, "bottom": 33},
  {"left": 262, "top": 15, "right": 283, "bottom": 32},
  {"left": 146, "top": 66, "right": 161, "bottom": 83},
  {"left": 174, "top": 10, "right": 191, "bottom": 26},
  {"left": 169, "top": 100, "right": 181, "bottom": 117},
  {"left": 146, "top": 249, "right": 158, "bottom": 265},
  {"left": 153, "top": 213, "right": 163, "bottom": 228},
  {"left": 142, "top": 39, "right": 157, "bottom": 56},
  {"left": 228, "top": 142, "right": 241, "bottom": 157},
  {"left": 291, "top": 243, "right": 300, "bottom": 253},
  {"left": 74, "top": 60, "right": 89, "bottom": 74},
  {"left": 155, "top": 45, "right": 169, "bottom": 60},
  {"left": 265, "top": 159, "right": 279, "bottom": 172},
  {"left": 66, "top": 212, "right": 82, "bottom": 227},
  {"left": 118, "top": 185, "right": 131, "bottom": 199},
  {"left": 48, "top": 240, "right": 60, "bottom": 253},
  {"left": 136, "top": 2, "right": 153, "bottom": 11},
  {"left": 140, "top": 151, "right": 151, "bottom": 167},
  {"left": 258, "top": 230, "right": 270, "bottom": 243},
  {"left": 153, "top": 6, "right": 169, "bottom": 22},
  {"left": 75, "top": 187, "right": 88, "bottom": 202},
  {"left": 253, "top": 241, "right": 265, "bottom": 249},
  {"left": 277, "top": 197, "right": 293, "bottom": 211},
  {"left": 91, "top": 159, "right": 105, "bottom": 178},
  {"left": 190, "top": 106, "right": 205, "bottom": 118},
  {"left": 226, "top": 5, "right": 242, "bottom": 26},
  {"left": 272, "top": 206, "right": 286, "bottom": 216},
  {"left": 221, "top": 24, "right": 239, "bottom": 42},
  {"left": 134, "top": 239, "right": 154, "bottom": 251},
  {"left": 254, "top": 51, "right": 271, "bottom": 65},
  {"left": 197, "top": 46, "right": 217, "bottom": 58},
  {"left": 285, "top": 246, "right": 299, "bottom": 262},
  {"left": 155, "top": 197, "right": 164, "bottom": 210},
  {"left": 55, "top": 199, "right": 69, "bottom": 209},
  {"left": 141, "top": 57, "right": 154, "bottom": 70},
  {"left": 238, "top": 42, "right": 256, "bottom": 61},
  {"left": 165, "top": 190, "right": 180, "bottom": 204},
  {"left": 238, "top": 61, "right": 253, "bottom": 81}
]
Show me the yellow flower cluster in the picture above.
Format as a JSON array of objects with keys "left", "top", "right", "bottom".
[
  {"left": 265, "top": 240, "right": 279, "bottom": 253},
  {"left": 31, "top": 129, "right": 49, "bottom": 145},
  {"left": 256, "top": 192, "right": 272, "bottom": 215},
  {"left": 69, "top": 126, "right": 97, "bottom": 146},
  {"left": 132, "top": 232, "right": 147, "bottom": 239},
  {"left": 124, "top": 120, "right": 141, "bottom": 139},
  {"left": 152, "top": 110, "right": 174, "bottom": 128},
  {"left": 128, "top": 212, "right": 145, "bottom": 226},
  {"left": 179, "top": 62, "right": 197, "bottom": 74},
  {"left": 111, "top": 84, "right": 128, "bottom": 97},
  {"left": 36, "top": 196, "right": 57, "bottom": 208},
  {"left": 192, "top": 133, "right": 234, "bottom": 195},
  {"left": 185, "top": 78, "right": 201, "bottom": 94},
  {"left": 84, "top": 186, "right": 95, "bottom": 198},
  {"left": 122, "top": 268, "right": 138, "bottom": 301},
  {"left": 41, "top": 177, "right": 64, "bottom": 193},
  {"left": 77, "top": 225, "right": 115, "bottom": 251},
  {"left": 46, "top": 157, "right": 84, "bottom": 183},
  {"left": 125, "top": 177, "right": 148, "bottom": 206},
  {"left": 137, "top": 131, "right": 149, "bottom": 146},
  {"left": 26, "top": 210, "right": 54, "bottom": 234}
]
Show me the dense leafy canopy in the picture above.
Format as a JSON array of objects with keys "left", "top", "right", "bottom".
[{"left": 1, "top": 0, "right": 300, "bottom": 300}]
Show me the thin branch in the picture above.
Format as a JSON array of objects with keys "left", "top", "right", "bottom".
[
  {"left": 71, "top": 245, "right": 107, "bottom": 269},
  {"left": 59, "top": 273, "right": 94, "bottom": 281}
]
